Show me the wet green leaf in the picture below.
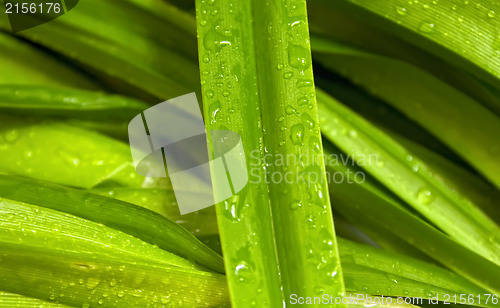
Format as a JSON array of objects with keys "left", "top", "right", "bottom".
[
  {"left": 195, "top": 0, "right": 345, "bottom": 306},
  {"left": 0, "top": 85, "right": 148, "bottom": 120},
  {"left": 0, "top": 175, "right": 224, "bottom": 273},
  {"left": 314, "top": 38, "right": 500, "bottom": 189},
  {"left": 0, "top": 119, "right": 141, "bottom": 188}
]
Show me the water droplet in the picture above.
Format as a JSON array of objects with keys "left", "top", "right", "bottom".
[
  {"left": 209, "top": 102, "right": 222, "bottom": 125},
  {"left": 86, "top": 277, "right": 100, "bottom": 290},
  {"left": 309, "top": 137, "right": 321, "bottom": 152},
  {"left": 277, "top": 64, "right": 284, "bottom": 70},
  {"left": 488, "top": 11, "right": 496, "bottom": 18},
  {"left": 205, "top": 90, "right": 214, "bottom": 99},
  {"left": 283, "top": 72, "right": 293, "bottom": 79},
  {"left": 285, "top": 105, "right": 297, "bottom": 114},
  {"left": 419, "top": 22, "right": 435, "bottom": 33},
  {"left": 417, "top": 188, "right": 435, "bottom": 205},
  {"left": 4, "top": 129, "right": 19, "bottom": 143},
  {"left": 109, "top": 279, "right": 117, "bottom": 287},
  {"left": 302, "top": 114, "right": 316, "bottom": 130},
  {"left": 297, "top": 96, "right": 309, "bottom": 106},
  {"left": 200, "top": 20, "right": 207, "bottom": 27},
  {"left": 290, "top": 124, "right": 305, "bottom": 145},
  {"left": 297, "top": 79, "right": 313, "bottom": 87},
  {"left": 235, "top": 262, "right": 251, "bottom": 283},
  {"left": 288, "top": 44, "right": 311, "bottom": 69},
  {"left": 219, "top": 40, "right": 232, "bottom": 48},
  {"left": 290, "top": 200, "right": 303, "bottom": 210},
  {"left": 396, "top": 6, "right": 407, "bottom": 15}
]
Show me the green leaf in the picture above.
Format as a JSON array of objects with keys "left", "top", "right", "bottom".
[
  {"left": 0, "top": 243, "right": 229, "bottom": 307},
  {"left": 320, "top": 132, "right": 500, "bottom": 294},
  {"left": 389, "top": 133, "right": 500, "bottom": 223},
  {"left": 308, "top": 0, "right": 500, "bottom": 93},
  {"left": 0, "top": 32, "right": 99, "bottom": 90},
  {"left": 0, "top": 119, "right": 142, "bottom": 188},
  {"left": 0, "top": 291, "right": 72, "bottom": 307},
  {"left": 317, "top": 87, "right": 500, "bottom": 266},
  {"left": 196, "top": 0, "right": 344, "bottom": 306},
  {"left": 0, "top": 197, "right": 200, "bottom": 270},
  {"left": 0, "top": 175, "right": 224, "bottom": 273},
  {"left": 338, "top": 238, "right": 491, "bottom": 306},
  {"left": 91, "top": 187, "right": 219, "bottom": 237},
  {"left": 313, "top": 37, "right": 500, "bottom": 189},
  {"left": 313, "top": 73, "right": 463, "bottom": 163},
  {"left": 0, "top": 0, "right": 199, "bottom": 100},
  {"left": 0, "top": 85, "right": 148, "bottom": 120}
]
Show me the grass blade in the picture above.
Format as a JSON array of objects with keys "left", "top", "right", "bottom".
[
  {"left": 0, "top": 0, "right": 198, "bottom": 100},
  {"left": 313, "top": 38, "right": 500, "bottom": 189},
  {"left": 0, "top": 175, "right": 224, "bottom": 273},
  {"left": 338, "top": 238, "right": 491, "bottom": 306},
  {"left": 309, "top": 0, "right": 500, "bottom": 92},
  {"left": 0, "top": 291, "right": 72, "bottom": 307},
  {"left": 0, "top": 197, "right": 200, "bottom": 270},
  {"left": 0, "top": 32, "right": 98, "bottom": 89},
  {"left": 91, "top": 188, "right": 219, "bottom": 238},
  {"left": 317, "top": 88, "right": 500, "bottom": 266},
  {"left": 0, "top": 85, "right": 148, "bottom": 120},
  {"left": 0, "top": 119, "right": 142, "bottom": 188},
  {"left": 322, "top": 141, "right": 500, "bottom": 294},
  {"left": 196, "top": 0, "right": 345, "bottom": 305},
  {"left": 0, "top": 243, "right": 229, "bottom": 307}
]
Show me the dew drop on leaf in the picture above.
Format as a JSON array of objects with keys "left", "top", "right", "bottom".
[
  {"left": 416, "top": 188, "right": 435, "bottom": 205},
  {"left": 235, "top": 262, "right": 251, "bottom": 283},
  {"left": 205, "top": 90, "right": 214, "bottom": 99},
  {"left": 285, "top": 105, "right": 297, "bottom": 114},
  {"left": 297, "top": 79, "right": 313, "bottom": 88},
  {"left": 419, "top": 22, "right": 435, "bottom": 33},
  {"left": 309, "top": 137, "right": 321, "bottom": 152},
  {"left": 288, "top": 44, "right": 311, "bottom": 69},
  {"left": 290, "top": 124, "right": 305, "bottom": 145},
  {"left": 290, "top": 200, "right": 303, "bottom": 210},
  {"left": 396, "top": 6, "right": 407, "bottom": 15},
  {"left": 4, "top": 129, "right": 19, "bottom": 143},
  {"left": 301, "top": 113, "right": 316, "bottom": 130},
  {"left": 298, "top": 96, "right": 309, "bottom": 106},
  {"left": 85, "top": 277, "right": 101, "bottom": 290}
]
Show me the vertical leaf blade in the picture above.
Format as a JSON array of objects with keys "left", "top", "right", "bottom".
[{"left": 196, "top": 0, "right": 344, "bottom": 306}]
